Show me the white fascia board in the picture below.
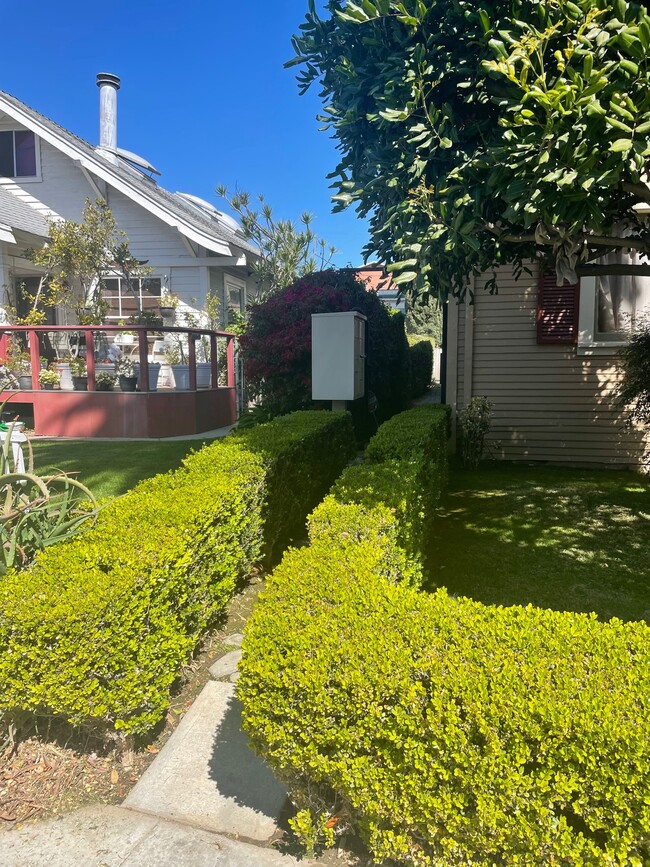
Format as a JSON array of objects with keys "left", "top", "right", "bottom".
[
  {"left": 0, "top": 95, "right": 231, "bottom": 257},
  {"left": 0, "top": 224, "right": 16, "bottom": 244}
]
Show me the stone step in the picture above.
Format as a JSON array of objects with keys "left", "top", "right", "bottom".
[{"left": 124, "top": 681, "right": 288, "bottom": 844}]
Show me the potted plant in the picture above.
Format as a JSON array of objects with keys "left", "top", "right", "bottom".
[
  {"left": 96, "top": 371, "right": 116, "bottom": 392},
  {"left": 114, "top": 356, "right": 138, "bottom": 392},
  {"left": 128, "top": 310, "right": 164, "bottom": 328},
  {"left": 163, "top": 344, "right": 191, "bottom": 390},
  {"left": 39, "top": 367, "right": 60, "bottom": 390},
  {"left": 54, "top": 354, "right": 74, "bottom": 391},
  {"left": 159, "top": 292, "right": 180, "bottom": 321},
  {"left": 70, "top": 356, "right": 88, "bottom": 391},
  {"left": 133, "top": 361, "right": 162, "bottom": 391},
  {"left": 6, "top": 342, "right": 33, "bottom": 389}
]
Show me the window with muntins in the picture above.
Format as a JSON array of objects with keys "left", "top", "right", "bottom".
[
  {"left": 595, "top": 249, "right": 650, "bottom": 338},
  {"left": 0, "top": 130, "right": 37, "bottom": 177},
  {"left": 102, "top": 277, "right": 162, "bottom": 320}
]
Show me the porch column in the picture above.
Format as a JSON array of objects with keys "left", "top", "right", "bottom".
[{"left": 0, "top": 245, "right": 11, "bottom": 319}]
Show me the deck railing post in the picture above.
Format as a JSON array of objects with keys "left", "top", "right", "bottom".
[
  {"left": 85, "top": 330, "right": 96, "bottom": 390},
  {"left": 226, "top": 336, "right": 235, "bottom": 388},
  {"left": 28, "top": 330, "right": 41, "bottom": 390},
  {"left": 210, "top": 333, "right": 218, "bottom": 389},
  {"left": 138, "top": 328, "right": 149, "bottom": 392},
  {"left": 188, "top": 332, "right": 197, "bottom": 391},
  {"left": 0, "top": 333, "right": 7, "bottom": 366}
]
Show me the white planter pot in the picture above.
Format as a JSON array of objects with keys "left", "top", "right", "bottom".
[
  {"left": 55, "top": 362, "right": 73, "bottom": 391},
  {"left": 171, "top": 364, "right": 190, "bottom": 391},
  {"left": 197, "top": 362, "right": 212, "bottom": 388},
  {"left": 134, "top": 362, "right": 161, "bottom": 392}
]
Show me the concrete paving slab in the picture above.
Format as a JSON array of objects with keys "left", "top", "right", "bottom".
[
  {"left": 221, "top": 633, "right": 244, "bottom": 647},
  {"left": 209, "top": 650, "right": 242, "bottom": 679},
  {"left": 124, "top": 682, "right": 287, "bottom": 843},
  {"left": 0, "top": 805, "right": 300, "bottom": 866}
]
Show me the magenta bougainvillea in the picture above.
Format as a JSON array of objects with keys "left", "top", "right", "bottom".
[{"left": 240, "top": 270, "right": 409, "bottom": 432}]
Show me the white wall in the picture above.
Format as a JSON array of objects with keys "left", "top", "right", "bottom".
[{"left": 0, "top": 130, "right": 253, "bottom": 317}]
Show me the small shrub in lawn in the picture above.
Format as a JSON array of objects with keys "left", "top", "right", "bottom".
[{"left": 458, "top": 395, "right": 492, "bottom": 470}]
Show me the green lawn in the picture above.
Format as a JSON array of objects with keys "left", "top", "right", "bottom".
[
  {"left": 427, "top": 463, "right": 650, "bottom": 623},
  {"left": 30, "top": 438, "right": 217, "bottom": 499}
]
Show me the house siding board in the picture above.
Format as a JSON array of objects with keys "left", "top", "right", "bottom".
[
  {"left": 0, "top": 139, "right": 96, "bottom": 220},
  {"left": 103, "top": 189, "right": 192, "bottom": 262},
  {"left": 456, "top": 303, "right": 466, "bottom": 408},
  {"left": 457, "top": 266, "right": 647, "bottom": 466}
]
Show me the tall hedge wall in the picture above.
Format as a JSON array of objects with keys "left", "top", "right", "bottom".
[
  {"left": 239, "top": 405, "right": 650, "bottom": 865},
  {"left": 408, "top": 339, "right": 434, "bottom": 398},
  {"left": 0, "top": 410, "right": 355, "bottom": 737}
]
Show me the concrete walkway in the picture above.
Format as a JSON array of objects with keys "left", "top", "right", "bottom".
[
  {"left": 33, "top": 422, "right": 237, "bottom": 443},
  {"left": 2, "top": 667, "right": 311, "bottom": 866}
]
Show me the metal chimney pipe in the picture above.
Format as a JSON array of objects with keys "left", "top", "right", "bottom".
[{"left": 96, "top": 72, "right": 120, "bottom": 151}]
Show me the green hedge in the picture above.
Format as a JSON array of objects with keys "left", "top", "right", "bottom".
[
  {"left": 233, "top": 410, "right": 356, "bottom": 563},
  {"left": 0, "top": 410, "right": 355, "bottom": 736},
  {"left": 408, "top": 339, "right": 434, "bottom": 397},
  {"left": 239, "top": 549, "right": 650, "bottom": 865},
  {"left": 310, "top": 407, "right": 449, "bottom": 586},
  {"left": 239, "top": 404, "right": 650, "bottom": 864}
]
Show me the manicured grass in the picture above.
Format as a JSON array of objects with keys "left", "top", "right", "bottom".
[
  {"left": 30, "top": 438, "right": 217, "bottom": 499},
  {"left": 427, "top": 463, "right": 650, "bottom": 623}
]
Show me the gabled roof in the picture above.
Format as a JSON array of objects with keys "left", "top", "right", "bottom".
[
  {"left": 0, "top": 89, "right": 257, "bottom": 258},
  {"left": 0, "top": 187, "right": 49, "bottom": 238}
]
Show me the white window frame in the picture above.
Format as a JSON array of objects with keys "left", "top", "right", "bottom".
[
  {"left": 0, "top": 127, "right": 42, "bottom": 183},
  {"left": 579, "top": 207, "right": 650, "bottom": 355},
  {"left": 102, "top": 274, "right": 163, "bottom": 321},
  {"left": 225, "top": 274, "right": 246, "bottom": 313},
  {"left": 578, "top": 270, "right": 650, "bottom": 356},
  {"left": 577, "top": 276, "right": 622, "bottom": 356}
]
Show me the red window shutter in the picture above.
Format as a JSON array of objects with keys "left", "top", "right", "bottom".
[{"left": 537, "top": 271, "right": 580, "bottom": 344}]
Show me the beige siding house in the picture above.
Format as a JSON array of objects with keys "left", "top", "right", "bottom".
[{"left": 446, "top": 263, "right": 649, "bottom": 467}]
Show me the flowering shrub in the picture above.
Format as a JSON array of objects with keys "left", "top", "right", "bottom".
[{"left": 240, "top": 270, "right": 409, "bottom": 436}]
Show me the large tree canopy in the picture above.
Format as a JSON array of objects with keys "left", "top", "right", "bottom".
[{"left": 290, "top": 0, "right": 650, "bottom": 299}]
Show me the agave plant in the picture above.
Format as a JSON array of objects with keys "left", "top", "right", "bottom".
[{"left": 0, "top": 416, "right": 98, "bottom": 574}]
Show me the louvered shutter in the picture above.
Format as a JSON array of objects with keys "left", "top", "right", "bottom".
[{"left": 537, "top": 271, "right": 580, "bottom": 344}]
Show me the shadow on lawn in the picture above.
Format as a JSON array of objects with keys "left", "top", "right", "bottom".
[{"left": 426, "top": 465, "right": 650, "bottom": 624}]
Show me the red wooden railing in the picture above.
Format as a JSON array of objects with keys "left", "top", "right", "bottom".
[{"left": 0, "top": 324, "right": 236, "bottom": 393}]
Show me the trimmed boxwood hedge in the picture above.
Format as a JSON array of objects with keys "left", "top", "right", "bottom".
[
  {"left": 232, "top": 410, "right": 355, "bottom": 563},
  {"left": 309, "top": 406, "right": 450, "bottom": 586},
  {"left": 239, "top": 405, "right": 650, "bottom": 865},
  {"left": 0, "top": 410, "right": 355, "bottom": 736}
]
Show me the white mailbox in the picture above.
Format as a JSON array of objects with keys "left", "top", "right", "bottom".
[{"left": 311, "top": 311, "right": 366, "bottom": 404}]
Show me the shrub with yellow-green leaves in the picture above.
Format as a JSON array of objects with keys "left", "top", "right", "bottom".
[
  {"left": 308, "top": 405, "right": 449, "bottom": 581},
  {"left": 233, "top": 410, "right": 355, "bottom": 562},
  {"left": 0, "top": 410, "right": 355, "bottom": 736},
  {"left": 239, "top": 404, "right": 650, "bottom": 864},
  {"left": 240, "top": 542, "right": 650, "bottom": 865},
  {"left": 0, "top": 442, "right": 264, "bottom": 736}
]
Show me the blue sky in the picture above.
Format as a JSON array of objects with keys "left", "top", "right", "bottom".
[{"left": 0, "top": 0, "right": 371, "bottom": 266}]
